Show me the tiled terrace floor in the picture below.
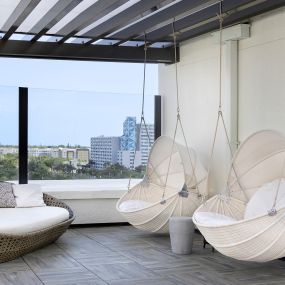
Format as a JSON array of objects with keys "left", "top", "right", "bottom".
[{"left": 1, "top": 225, "right": 285, "bottom": 285}]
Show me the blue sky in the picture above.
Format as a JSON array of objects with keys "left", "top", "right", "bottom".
[{"left": 0, "top": 58, "right": 158, "bottom": 146}]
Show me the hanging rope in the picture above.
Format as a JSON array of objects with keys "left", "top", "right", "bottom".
[
  {"left": 269, "top": 155, "right": 285, "bottom": 215},
  {"left": 140, "top": 34, "right": 152, "bottom": 148},
  {"left": 127, "top": 33, "right": 152, "bottom": 191},
  {"left": 205, "top": 0, "right": 248, "bottom": 201},
  {"left": 218, "top": 0, "right": 223, "bottom": 111},
  {"left": 161, "top": 20, "right": 200, "bottom": 202}
]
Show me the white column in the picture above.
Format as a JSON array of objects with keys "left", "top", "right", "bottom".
[{"left": 225, "top": 40, "right": 239, "bottom": 150}]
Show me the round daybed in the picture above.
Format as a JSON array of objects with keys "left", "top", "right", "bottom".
[{"left": 0, "top": 193, "right": 74, "bottom": 263}]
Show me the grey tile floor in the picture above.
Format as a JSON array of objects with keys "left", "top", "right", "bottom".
[{"left": 1, "top": 225, "right": 285, "bottom": 285}]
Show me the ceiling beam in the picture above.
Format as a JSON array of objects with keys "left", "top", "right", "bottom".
[
  {"left": 79, "top": 0, "right": 166, "bottom": 43},
  {"left": 57, "top": 0, "right": 128, "bottom": 44},
  {"left": 0, "top": 39, "right": 177, "bottom": 64},
  {"left": 177, "top": 0, "right": 285, "bottom": 42},
  {"left": 30, "top": 0, "right": 82, "bottom": 42},
  {"left": 109, "top": 0, "right": 209, "bottom": 41},
  {"left": 135, "top": 0, "right": 253, "bottom": 42},
  {"left": 2, "top": 0, "right": 41, "bottom": 40}
]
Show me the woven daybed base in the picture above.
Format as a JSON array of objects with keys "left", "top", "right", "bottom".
[{"left": 0, "top": 193, "right": 74, "bottom": 263}]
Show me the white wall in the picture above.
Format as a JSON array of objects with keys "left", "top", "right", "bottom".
[
  {"left": 159, "top": 7, "right": 285, "bottom": 195},
  {"left": 239, "top": 9, "right": 285, "bottom": 140}
]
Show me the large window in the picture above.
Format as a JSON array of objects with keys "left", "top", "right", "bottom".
[
  {"left": 28, "top": 88, "right": 155, "bottom": 180},
  {"left": 0, "top": 86, "right": 18, "bottom": 181}
]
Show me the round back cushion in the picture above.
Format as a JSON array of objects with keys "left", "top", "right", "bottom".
[{"left": 244, "top": 178, "right": 285, "bottom": 219}]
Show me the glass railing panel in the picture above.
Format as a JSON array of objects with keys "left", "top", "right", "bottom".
[
  {"left": 28, "top": 87, "right": 154, "bottom": 180},
  {"left": 0, "top": 86, "right": 19, "bottom": 181}
]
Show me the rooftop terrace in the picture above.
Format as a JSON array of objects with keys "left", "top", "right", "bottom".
[{"left": 2, "top": 225, "right": 285, "bottom": 285}]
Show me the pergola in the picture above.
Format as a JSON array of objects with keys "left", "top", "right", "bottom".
[
  {"left": 1, "top": 0, "right": 285, "bottom": 183},
  {"left": 0, "top": 0, "right": 284, "bottom": 64}
]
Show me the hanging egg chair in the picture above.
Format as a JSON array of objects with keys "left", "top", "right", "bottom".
[
  {"left": 116, "top": 24, "right": 208, "bottom": 233},
  {"left": 193, "top": 130, "right": 285, "bottom": 262},
  {"left": 117, "top": 136, "right": 207, "bottom": 233},
  {"left": 191, "top": 1, "right": 285, "bottom": 262}
]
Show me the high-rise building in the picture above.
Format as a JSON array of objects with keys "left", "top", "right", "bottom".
[
  {"left": 117, "top": 150, "right": 141, "bottom": 169},
  {"left": 120, "top": 117, "right": 136, "bottom": 151},
  {"left": 90, "top": 136, "right": 120, "bottom": 169},
  {"left": 137, "top": 124, "right": 155, "bottom": 166},
  {"left": 90, "top": 117, "right": 154, "bottom": 170},
  {"left": 117, "top": 118, "right": 154, "bottom": 168}
]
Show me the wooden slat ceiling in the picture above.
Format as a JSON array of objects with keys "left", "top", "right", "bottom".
[{"left": 0, "top": 0, "right": 284, "bottom": 63}]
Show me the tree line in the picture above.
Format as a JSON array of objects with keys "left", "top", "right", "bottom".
[{"left": 0, "top": 154, "right": 145, "bottom": 181}]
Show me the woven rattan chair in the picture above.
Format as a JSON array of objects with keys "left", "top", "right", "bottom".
[{"left": 0, "top": 193, "right": 74, "bottom": 263}]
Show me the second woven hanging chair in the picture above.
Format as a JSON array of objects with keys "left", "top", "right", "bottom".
[
  {"left": 193, "top": 130, "right": 285, "bottom": 262},
  {"left": 192, "top": 1, "right": 285, "bottom": 262}
]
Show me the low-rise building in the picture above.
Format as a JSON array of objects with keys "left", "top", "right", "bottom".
[
  {"left": 0, "top": 147, "right": 18, "bottom": 155},
  {"left": 76, "top": 148, "right": 90, "bottom": 165},
  {"left": 28, "top": 147, "right": 59, "bottom": 158}
]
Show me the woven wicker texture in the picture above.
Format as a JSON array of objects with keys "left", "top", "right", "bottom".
[
  {"left": 193, "top": 130, "right": 285, "bottom": 262},
  {"left": 0, "top": 193, "right": 74, "bottom": 263},
  {"left": 0, "top": 182, "right": 16, "bottom": 208}
]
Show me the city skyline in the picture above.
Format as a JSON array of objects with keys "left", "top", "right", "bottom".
[
  {"left": 91, "top": 117, "right": 154, "bottom": 169},
  {"left": 1, "top": 116, "right": 154, "bottom": 171}
]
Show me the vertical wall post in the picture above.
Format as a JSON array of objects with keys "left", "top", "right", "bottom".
[
  {"left": 225, "top": 40, "right": 239, "bottom": 150},
  {"left": 19, "top": 87, "right": 28, "bottom": 184},
  {"left": 212, "top": 24, "right": 249, "bottom": 150},
  {"left": 154, "top": 95, "right": 161, "bottom": 140}
]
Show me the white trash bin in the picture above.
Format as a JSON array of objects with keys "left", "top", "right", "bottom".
[{"left": 169, "top": 216, "right": 194, "bottom": 254}]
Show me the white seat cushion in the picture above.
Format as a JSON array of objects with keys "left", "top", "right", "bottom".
[
  {"left": 194, "top": 212, "right": 237, "bottom": 227},
  {"left": 0, "top": 206, "right": 69, "bottom": 234},
  {"left": 119, "top": 200, "right": 151, "bottom": 212},
  {"left": 244, "top": 178, "right": 285, "bottom": 219}
]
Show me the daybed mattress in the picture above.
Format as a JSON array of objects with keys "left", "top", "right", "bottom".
[{"left": 0, "top": 206, "right": 69, "bottom": 234}]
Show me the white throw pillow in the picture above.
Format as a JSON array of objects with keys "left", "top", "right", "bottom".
[
  {"left": 119, "top": 200, "right": 151, "bottom": 212},
  {"left": 12, "top": 184, "right": 46, "bottom": 208},
  {"left": 244, "top": 178, "right": 285, "bottom": 219}
]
